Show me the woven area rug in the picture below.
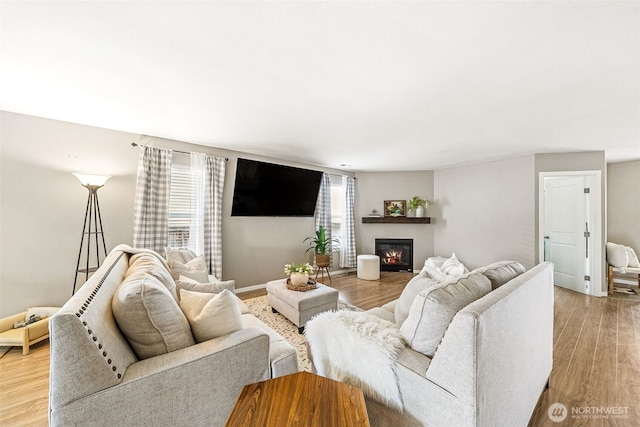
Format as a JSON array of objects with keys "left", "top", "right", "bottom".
[{"left": 243, "top": 295, "right": 361, "bottom": 371}]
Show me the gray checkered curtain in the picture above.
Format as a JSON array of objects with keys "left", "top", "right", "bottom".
[
  {"left": 340, "top": 175, "right": 357, "bottom": 268},
  {"left": 133, "top": 146, "right": 173, "bottom": 253},
  {"left": 202, "top": 154, "right": 226, "bottom": 279},
  {"left": 315, "top": 173, "right": 333, "bottom": 267}
]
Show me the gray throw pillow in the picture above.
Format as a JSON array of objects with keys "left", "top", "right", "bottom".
[
  {"left": 112, "top": 273, "right": 195, "bottom": 360},
  {"left": 400, "top": 273, "right": 491, "bottom": 357},
  {"left": 477, "top": 260, "right": 526, "bottom": 290}
]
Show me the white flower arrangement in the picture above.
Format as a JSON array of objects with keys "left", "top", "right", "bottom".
[{"left": 284, "top": 262, "right": 315, "bottom": 275}]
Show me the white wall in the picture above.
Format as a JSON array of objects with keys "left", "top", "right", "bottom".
[
  {"left": 1, "top": 111, "right": 138, "bottom": 317},
  {"left": 534, "top": 151, "right": 607, "bottom": 293},
  {"left": 607, "top": 160, "right": 640, "bottom": 251},
  {"left": 355, "top": 171, "right": 435, "bottom": 271},
  {"left": 0, "top": 112, "right": 352, "bottom": 317},
  {"left": 433, "top": 155, "right": 536, "bottom": 270}
]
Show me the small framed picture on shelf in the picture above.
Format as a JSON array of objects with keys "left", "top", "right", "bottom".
[{"left": 384, "top": 200, "right": 406, "bottom": 217}]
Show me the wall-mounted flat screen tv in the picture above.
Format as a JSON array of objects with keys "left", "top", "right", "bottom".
[{"left": 231, "top": 158, "right": 323, "bottom": 217}]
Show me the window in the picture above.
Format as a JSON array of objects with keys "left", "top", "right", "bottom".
[
  {"left": 168, "top": 163, "right": 195, "bottom": 249},
  {"left": 329, "top": 174, "right": 345, "bottom": 249}
]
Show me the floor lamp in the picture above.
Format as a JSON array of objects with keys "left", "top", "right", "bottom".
[{"left": 72, "top": 173, "right": 110, "bottom": 295}]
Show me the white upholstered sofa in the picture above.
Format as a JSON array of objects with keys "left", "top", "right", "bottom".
[
  {"left": 307, "top": 260, "right": 554, "bottom": 427},
  {"left": 49, "top": 245, "right": 298, "bottom": 426}
]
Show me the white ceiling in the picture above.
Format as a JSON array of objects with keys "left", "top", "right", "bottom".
[{"left": 1, "top": 1, "right": 639, "bottom": 171}]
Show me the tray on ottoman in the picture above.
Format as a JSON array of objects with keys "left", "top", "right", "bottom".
[{"left": 266, "top": 279, "right": 339, "bottom": 333}]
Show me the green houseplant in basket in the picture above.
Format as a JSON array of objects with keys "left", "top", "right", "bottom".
[{"left": 304, "top": 226, "right": 340, "bottom": 267}]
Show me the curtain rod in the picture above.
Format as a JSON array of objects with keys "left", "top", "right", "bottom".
[{"left": 131, "top": 142, "right": 229, "bottom": 161}]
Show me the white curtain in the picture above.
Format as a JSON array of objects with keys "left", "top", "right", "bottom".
[
  {"left": 133, "top": 146, "right": 173, "bottom": 254},
  {"left": 340, "top": 175, "right": 357, "bottom": 268},
  {"left": 190, "top": 153, "right": 206, "bottom": 257},
  {"left": 190, "top": 153, "right": 226, "bottom": 279},
  {"left": 315, "top": 173, "right": 333, "bottom": 266}
]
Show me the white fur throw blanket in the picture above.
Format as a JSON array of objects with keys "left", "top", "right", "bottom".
[{"left": 305, "top": 310, "right": 405, "bottom": 410}]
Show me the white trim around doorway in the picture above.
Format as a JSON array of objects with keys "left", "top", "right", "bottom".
[{"left": 538, "top": 170, "right": 604, "bottom": 297}]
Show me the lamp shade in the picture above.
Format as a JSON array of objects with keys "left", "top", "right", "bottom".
[{"left": 72, "top": 173, "right": 111, "bottom": 187}]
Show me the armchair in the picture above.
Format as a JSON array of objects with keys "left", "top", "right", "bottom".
[{"left": 606, "top": 242, "right": 640, "bottom": 294}]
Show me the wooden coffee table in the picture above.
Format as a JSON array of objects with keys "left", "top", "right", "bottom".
[{"left": 226, "top": 371, "right": 370, "bottom": 426}]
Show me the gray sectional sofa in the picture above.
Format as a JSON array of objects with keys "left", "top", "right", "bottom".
[
  {"left": 308, "top": 260, "right": 554, "bottom": 427},
  {"left": 49, "top": 245, "right": 298, "bottom": 426}
]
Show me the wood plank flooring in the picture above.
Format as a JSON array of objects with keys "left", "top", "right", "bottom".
[
  {"left": 529, "top": 287, "right": 640, "bottom": 426},
  {"left": 1, "top": 272, "right": 639, "bottom": 426}
]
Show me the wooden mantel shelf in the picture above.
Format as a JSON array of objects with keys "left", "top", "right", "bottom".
[{"left": 362, "top": 216, "right": 431, "bottom": 224}]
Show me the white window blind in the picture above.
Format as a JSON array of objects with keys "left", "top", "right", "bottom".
[
  {"left": 168, "top": 164, "right": 195, "bottom": 248},
  {"left": 330, "top": 174, "right": 344, "bottom": 248}
]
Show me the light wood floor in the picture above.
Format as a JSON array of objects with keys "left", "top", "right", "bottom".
[{"left": 1, "top": 272, "right": 639, "bottom": 426}]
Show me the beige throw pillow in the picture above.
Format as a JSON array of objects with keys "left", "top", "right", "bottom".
[
  {"left": 400, "top": 273, "right": 491, "bottom": 357},
  {"left": 179, "top": 289, "right": 244, "bottom": 342},
  {"left": 176, "top": 275, "right": 236, "bottom": 295},
  {"left": 127, "top": 252, "right": 179, "bottom": 301},
  {"left": 112, "top": 273, "right": 195, "bottom": 360},
  {"left": 165, "top": 248, "right": 197, "bottom": 264},
  {"left": 169, "top": 255, "right": 209, "bottom": 282}
]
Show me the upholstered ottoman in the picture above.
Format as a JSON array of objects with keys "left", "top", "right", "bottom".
[
  {"left": 357, "top": 254, "right": 380, "bottom": 280},
  {"left": 266, "top": 279, "right": 339, "bottom": 333}
]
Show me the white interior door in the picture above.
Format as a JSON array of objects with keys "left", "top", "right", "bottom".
[{"left": 544, "top": 176, "right": 588, "bottom": 293}]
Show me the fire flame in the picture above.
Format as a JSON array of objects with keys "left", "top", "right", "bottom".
[{"left": 383, "top": 250, "right": 403, "bottom": 265}]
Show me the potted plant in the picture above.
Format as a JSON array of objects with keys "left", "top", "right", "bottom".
[
  {"left": 304, "top": 226, "right": 340, "bottom": 267},
  {"left": 408, "top": 196, "right": 431, "bottom": 217},
  {"left": 284, "top": 262, "right": 315, "bottom": 286}
]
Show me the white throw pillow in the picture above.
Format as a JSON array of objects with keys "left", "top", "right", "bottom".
[
  {"left": 169, "top": 255, "right": 209, "bottom": 282},
  {"left": 112, "top": 274, "right": 195, "bottom": 359},
  {"left": 425, "top": 265, "right": 447, "bottom": 281},
  {"left": 440, "top": 253, "right": 467, "bottom": 277},
  {"left": 400, "top": 273, "right": 491, "bottom": 357},
  {"left": 179, "top": 289, "right": 244, "bottom": 342},
  {"left": 606, "top": 242, "right": 629, "bottom": 268},
  {"left": 626, "top": 246, "right": 640, "bottom": 268},
  {"left": 394, "top": 275, "right": 441, "bottom": 326},
  {"left": 418, "top": 257, "right": 448, "bottom": 276},
  {"left": 426, "top": 256, "right": 448, "bottom": 269},
  {"left": 176, "top": 275, "right": 248, "bottom": 313}
]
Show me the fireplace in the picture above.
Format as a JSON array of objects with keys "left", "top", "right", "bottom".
[{"left": 375, "top": 238, "right": 413, "bottom": 272}]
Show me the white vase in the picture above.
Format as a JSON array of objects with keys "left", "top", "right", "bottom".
[
  {"left": 290, "top": 272, "right": 309, "bottom": 286},
  {"left": 415, "top": 206, "right": 425, "bottom": 217}
]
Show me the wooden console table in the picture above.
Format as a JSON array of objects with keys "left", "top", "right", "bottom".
[{"left": 226, "top": 371, "right": 370, "bottom": 426}]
